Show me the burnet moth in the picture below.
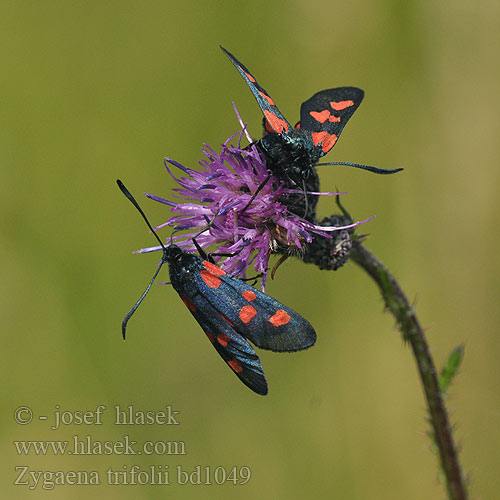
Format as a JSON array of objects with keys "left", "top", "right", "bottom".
[
  {"left": 221, "top": 46, "right": 402, "bottom": 186},
  {"left": 118, "top": 180, "right": 316, "bottom": 395}
]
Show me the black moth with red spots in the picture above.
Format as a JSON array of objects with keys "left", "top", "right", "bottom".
[
  {"left": 220, "top": 46, "right": 364, "bottom": 187},
  {"left": 117, "top": 180, "right": 316, "bottom": 396},
  {"left": 167, "top": 245, "right": 316, "bottom": 395}
]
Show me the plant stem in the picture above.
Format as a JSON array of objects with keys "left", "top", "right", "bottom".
[{"left": 350, "top": 241, "right": 467, "bottom": 500}]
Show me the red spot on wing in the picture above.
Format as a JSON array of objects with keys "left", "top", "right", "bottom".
[
  {"left": 295, "top": 122, "right": 301, "bottom": 130},
  {"left": 205, "top": 331, "right": 215, "bottom": 344},
  {"left": 200, "top": 270, "right": 221, "bottom": 288},
  {"left": 180, "top": 294, "right": 197, "bottom": 312},
  {"left": 221, "top": 314, "right": 235, "bottom": 327},
  {"left": 239, "top": 305, "right": 257, "bottom": 324},
  {"left": 269, "top": 309, "right": 291, "bottom": 327},
  {"left": 310, "top": 110, "right": 331, "bottom": 123},
  {"left": 311, "top": 131, "right": 328, "bottom": 146},
  {"left": 328, "top": 114, "right": 341, "bottom": 122},
  {"left": 264, "top": 119, "right": 275, "bottom": 134},
  {"left": 258, "top": 90, "right": 274, "bottom": 106},
  {"left": 330, "top": 100, "right": 354, "bottom": 111},
  {"left": 203, "top": 261, "right": 226, "bottom": 276},
  {"left": 228, "top": 358, "right": 243, "bottom": 373},
  {"left": 321, "top": 133, "right": 338, "bottom": 152},
  {"left": 311, "top": 131, "right": 338, "bottom": 153},
  {"left": 264, "top": 110, "right": 289, "bottom": 133},
  {"left": 240, "top": 68, "right": 256, "bottom": 83},
  {"left": 217, "top": 333, "right": 231, "bottom": 346},
  {"left": 242, "top": 290, "right": 256, "bottom": 302}
]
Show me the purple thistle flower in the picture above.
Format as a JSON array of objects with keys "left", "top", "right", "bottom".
[{"left": 136, "top": 111, "right": 371, "bottom": 289}]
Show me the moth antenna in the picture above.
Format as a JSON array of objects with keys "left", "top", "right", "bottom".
[
  {"left": 117, "top": 180, "right": 167, "bottom": 250},
  {"left": 117, "top": 179, "right": 169, "bottom": 339},
  {"left": 316, "top": 161, "right": 403, "bottom": 175},
  {"left": 120, "top": 263, "right": 166, "bottom": 340}
]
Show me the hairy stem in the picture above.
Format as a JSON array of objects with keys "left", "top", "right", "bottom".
[{"left": 350, "top": 241, "right": 467, "bottom": 500}]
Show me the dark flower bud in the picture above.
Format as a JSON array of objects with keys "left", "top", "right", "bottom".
[{"left": 302, "top": 214, "right": 354, "bottom": 271}]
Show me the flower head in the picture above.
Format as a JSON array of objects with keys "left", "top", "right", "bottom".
[{"left": 136, "top": 112, "right": 370, "bottom": 289}]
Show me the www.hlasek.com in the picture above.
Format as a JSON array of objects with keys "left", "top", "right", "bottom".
[
  {"left": 14, "top": 465, "right": 252, "bottom": 490},
  {"left": 14, "top": 434, "right": 186, "bottom": 456}
]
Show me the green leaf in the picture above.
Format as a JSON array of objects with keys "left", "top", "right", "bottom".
[{"left": 439, "top": 345, "right": 465, "bottom": 395}]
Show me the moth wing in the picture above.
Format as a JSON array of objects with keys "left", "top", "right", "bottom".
[
  {"left": 178, "top": 290, "right": 268, "bottom": 396},
  {"left": 221, "top": 46, "right": 292, "bottom": 135},
  {"left": 299, "top": 87, "right": 364, "bottom": 156},
  {"left": 194, "top": 262, "right": 316, "bottom": 352}
]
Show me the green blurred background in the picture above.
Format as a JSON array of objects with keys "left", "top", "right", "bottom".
[{"left": 2, "top": 1, "right": 499, "bottom": 498}]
